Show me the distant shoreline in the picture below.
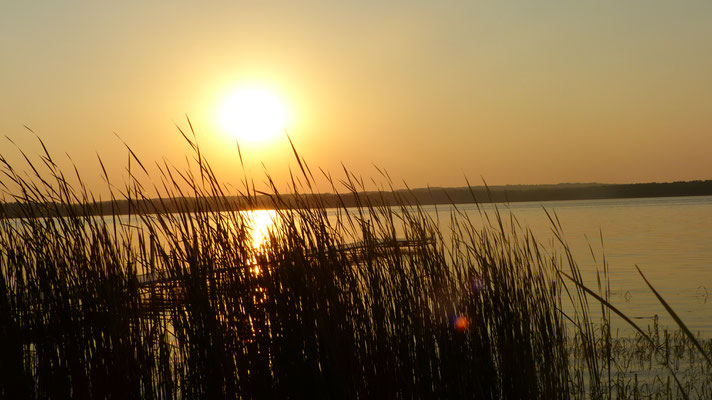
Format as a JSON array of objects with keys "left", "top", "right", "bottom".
[{"left": 2, "top": 180, "right": 711, "bottom": 219}]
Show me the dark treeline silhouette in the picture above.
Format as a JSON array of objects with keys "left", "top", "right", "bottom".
[{"left": 2, "top": 179, "right": 711, "bottom": 219}]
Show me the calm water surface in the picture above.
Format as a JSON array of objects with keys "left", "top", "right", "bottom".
[
  {"left": 116, "top": 195, "right": 712, "bottom": 335},
  {"left": 419, "top": 196, "right": 712, "bottom": 334}
]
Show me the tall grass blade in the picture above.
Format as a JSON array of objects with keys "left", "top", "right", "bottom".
[{"left": 636, "top": 264, "right": 712, "bottom": 367}]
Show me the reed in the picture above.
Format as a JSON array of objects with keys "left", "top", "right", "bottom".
[{"left": 0, "top": 130, "right": 709, "bottom": 399}]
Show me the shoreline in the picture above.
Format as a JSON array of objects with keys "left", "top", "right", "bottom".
[{"left": 2, "top": 179, "right": 711, "bottom": 219}]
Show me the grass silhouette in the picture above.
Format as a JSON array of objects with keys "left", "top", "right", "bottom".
[{"left": 0, "top": 127, "right": 710, "bottom": 399}]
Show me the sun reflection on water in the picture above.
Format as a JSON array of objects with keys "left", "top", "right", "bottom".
[
  {"left": 243, "top": 209, "right": 277, "bottom": 249},
  {"left": 241, "top": 209, "right": 278, "bottom": 276}
]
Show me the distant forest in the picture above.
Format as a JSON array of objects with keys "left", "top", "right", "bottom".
[{"left": 2, "top": 180, "right": 711, "bottom": 219}]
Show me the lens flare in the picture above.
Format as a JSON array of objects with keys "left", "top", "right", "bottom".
[{"left": 453, "top": 315, "right": 470, "bottom": 332}]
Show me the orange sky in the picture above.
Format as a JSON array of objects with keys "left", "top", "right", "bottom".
[{"left": 1, "top": 1, "right": 711, "bottom": 196}]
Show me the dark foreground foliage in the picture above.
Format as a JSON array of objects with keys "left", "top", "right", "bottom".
[{"left": 1, "top": 132, "right": 710, "bottom": 399}]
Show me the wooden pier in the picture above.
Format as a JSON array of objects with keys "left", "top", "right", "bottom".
[{"left": 137, "top": 238, "right": 432, "bottom": 315}]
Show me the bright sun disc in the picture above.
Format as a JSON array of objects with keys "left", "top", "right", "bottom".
[{"left": 219, "top": 88, "right": 287, "bottom": 143}]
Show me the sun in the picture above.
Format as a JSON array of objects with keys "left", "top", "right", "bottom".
[{"left": 218, "top": 87, "right": 288, "bottom": 144}]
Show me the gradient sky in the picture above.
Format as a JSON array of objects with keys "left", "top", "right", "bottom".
[{"left": 2, "top": 1, "right": 711, "bottom": 195}]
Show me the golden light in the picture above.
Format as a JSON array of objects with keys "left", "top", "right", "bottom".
[
  {"left": 218, "top": 88, "right": 288, "bottom": 144},
  {"left": 244, "top": 209, "right": 278, "bottom": 250},
  {"left": 242, "top": 209, "right": 279, "bottom": 277}
]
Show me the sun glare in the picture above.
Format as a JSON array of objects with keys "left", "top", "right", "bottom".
[{"left": 218, "top": 88, "right": 288, "bottom": 144}]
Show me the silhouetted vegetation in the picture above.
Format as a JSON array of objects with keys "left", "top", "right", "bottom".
[{"left": 1, "top": 132, "right": 710, "bottom": 399}]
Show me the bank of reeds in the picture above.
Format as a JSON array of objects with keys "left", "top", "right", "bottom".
[{"left": 0, "top": 131, "right": 710, "bottom": 399}]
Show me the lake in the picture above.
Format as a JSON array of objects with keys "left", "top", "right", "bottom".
[
  {"left": 7, "top": 193, "right": 711, "bottom": 396},
  {"left": 129, "top": 194, "right": 712, "bottom": 335},
  {"left": 408, "top": 195, "right": 712, "bottom": 335}
]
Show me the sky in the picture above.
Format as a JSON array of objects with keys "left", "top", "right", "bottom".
[{"left": 1, "top": 1, "right": 711, "bottom": 196}]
